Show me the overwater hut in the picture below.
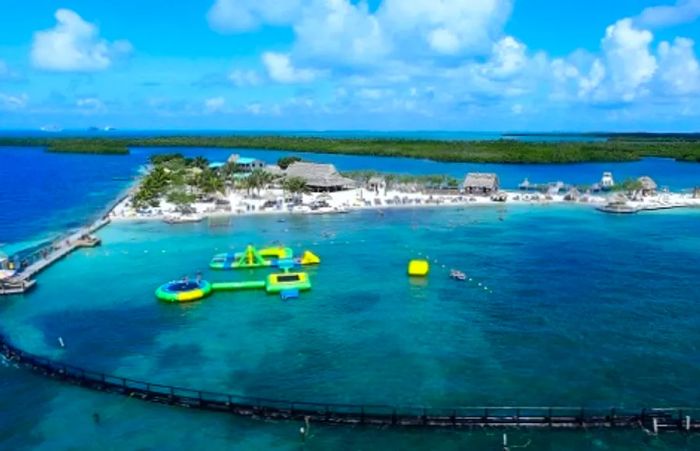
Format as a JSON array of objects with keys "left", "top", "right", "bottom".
[
  {"left": 285, "top": 162, "right": 356, "bottom": 192},
  {"left": 462, "top": 173, "right": 499, "bottom": 195},
  {"left": 637, "top": 176, "right": 658, "bottom": 196}
]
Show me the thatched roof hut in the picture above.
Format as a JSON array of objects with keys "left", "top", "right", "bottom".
[
  {"left": 462, "top": 173, "right": 499, "bottom": 194},
  {"left": 285, "top": 162, "right": 356, "bottom": 192},
  {"left": 637, "top": 176, "right": 658, "bottom": 195}
]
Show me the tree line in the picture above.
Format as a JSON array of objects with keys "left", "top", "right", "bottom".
[{"left": 2, "top": 135, "right": 700, "bottom": 163}]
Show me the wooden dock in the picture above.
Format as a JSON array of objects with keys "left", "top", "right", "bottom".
[
  {"left": 0, "top": 333, "right": 698, "bottom": 433},
  {"left": 1, "top": 218, "right": 109, "bottom": 296}
]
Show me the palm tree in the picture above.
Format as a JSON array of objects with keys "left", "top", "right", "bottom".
[
  {"left": 283, "top": 176, "right": 308, "bottom": 202},
  {"left": 190, "top": 156, "right": 209, "bottom": 169},
  {"left": 244, "top": 169, "right": 273, "bottom": 197},
  {"left": 384, "top": 174, "right": 397, "bottom": 195},
  {"left": 197, "top": 170, "right": 224, "bottom": 196}
]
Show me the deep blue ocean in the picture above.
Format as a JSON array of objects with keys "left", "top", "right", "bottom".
[{"left": 1, "top": 137, "right": 700, "bottom": 450}]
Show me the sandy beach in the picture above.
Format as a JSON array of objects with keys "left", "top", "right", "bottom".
[{"left": 108, "top": 185, "right": 700, "bottom": 223}]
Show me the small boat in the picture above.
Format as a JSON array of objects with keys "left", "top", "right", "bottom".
[
  {"left": 163, "top": 213, "right": 204, "bottom": 224},
  {"left": 449, "top": 269, "right": 467, "bottom": 281},
  {"left": 595, "top": 202, "right": 639, "bottom": 214}
]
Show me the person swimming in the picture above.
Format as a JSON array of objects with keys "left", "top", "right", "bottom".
[{"left": 450, "top": 269, "right": 467, "bottom": 281}]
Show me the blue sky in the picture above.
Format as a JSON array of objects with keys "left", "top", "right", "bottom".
[{"left": 1, "top": 0, "right": 700, "bottom": 131}]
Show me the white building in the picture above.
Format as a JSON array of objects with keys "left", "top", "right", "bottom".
[{"left": 600, "top": 172, "right": 615, "bottom": 189}]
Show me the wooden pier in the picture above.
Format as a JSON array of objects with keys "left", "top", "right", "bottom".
[
  {"left": 1, "top": 218, "right": 108, "bottom": 296},
  {"left": 0, "top": 333, "right": 698, "bottom": 432}
]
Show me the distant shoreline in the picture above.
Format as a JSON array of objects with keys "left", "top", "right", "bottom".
[{"left": 1, "top": 134, "right": 700, "bottom": 163}]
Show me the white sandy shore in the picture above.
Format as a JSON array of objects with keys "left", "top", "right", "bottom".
[{"left": 108, "top": 187, "right": 700, "bottom": 222}]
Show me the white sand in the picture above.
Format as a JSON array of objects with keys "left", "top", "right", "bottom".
[{"left": 108, "top": 185, "right": 700, "bottom": 223}]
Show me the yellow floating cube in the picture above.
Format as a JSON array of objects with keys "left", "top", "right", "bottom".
[{"left": 408, "top": 259, "right": 429, "bottom": 277}]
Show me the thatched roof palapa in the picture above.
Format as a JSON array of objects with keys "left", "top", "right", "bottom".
[
  {"left": 462, "top": 172, "right": 499, "bottom": 192},
  {"left": 285, "top": 162, "right": 356, "bottom": 189},
  {"left": 638, "top": 176, "right": 658, "bottom": 192}
]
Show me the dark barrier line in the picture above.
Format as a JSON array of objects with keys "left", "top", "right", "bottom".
[{"left": 1, "top": 334, "right": 699, "bottom": 431}]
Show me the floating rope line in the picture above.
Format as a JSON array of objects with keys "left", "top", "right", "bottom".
[{"left": 100, "top": 236, "right": 494, "bottom": 293}]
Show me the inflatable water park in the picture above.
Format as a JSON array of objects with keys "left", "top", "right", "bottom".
[
  {"left": 155, "top": 245, "right": 319, "bottom": 303},
  {"left": 209, "top": 245, "right": 320, "bottom": 269},
  {"left": 155, "top": 244, "right": 490, "bottom": 305}
]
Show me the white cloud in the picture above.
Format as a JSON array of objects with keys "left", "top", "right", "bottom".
[
  {"left": 76, "top": 97, "right": 105, "bottom": 110},
  {"left": 207, "top": 0, "right": 302, "bottom": 32},
  {"left": 657, "top": 37, "right": 700, "bottom": 95},
  {"left": 0, "top": 93, "right": 28, "bottom": 109},
  {"left": 262, "top": 52, "right": 318, "bottom": 83},
  {"left": 292, "top": 0, "right": 389, "bottom": 66},
  {"left": 428, "top": 28, "right": 461, "bottom": 55},
  {"left": 211, "top": 0, "right": 511, "bottom": 66},
  {"left": 379, "top": 0, "right": 512, "bottom": 56},
  {"left": 577, "top": 59, "right": 606, "bottom": 99},
  {"left": 228, "top": 69, "right": 261, "bottom": 87},
  {"left": 481, "top": 36, "right": 527, "bottom": 80},
  {"left": 202, "top": 0, "right": 700, "bottom": 123},
  {"left": 600, "top": 19, "right": 657, "bottom": 101},
  {"left": 636, "top": 0, "right": 700, "bottom": 28},
  {"left": 548, "top": 15, "right": 700, "bottom": 105},
  {"left": 31, "top": 9, "right": 132, "bottom": 72},
  {"left": 204, "top": 96, "right": 226, "bottom": 111}
]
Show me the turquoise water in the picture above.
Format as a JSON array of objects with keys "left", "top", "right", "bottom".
[
  {"left": 2, "top": 206, "right": 700, "bottom": 449},
  {"left": 2, "top": 142, "right": 700, "bottom": 449}
]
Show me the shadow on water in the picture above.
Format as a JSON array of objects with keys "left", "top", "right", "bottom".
[{"left": 31, "top": 303, "right": 187, "bottom": 371}]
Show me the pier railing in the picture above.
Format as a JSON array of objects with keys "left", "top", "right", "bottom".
[{"left": 1, "top": 334, "right": 698, "bottom": 431}]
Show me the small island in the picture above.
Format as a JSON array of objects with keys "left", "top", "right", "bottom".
[{"left": 109, "top": 151, "right": 700, "bottom": 223}]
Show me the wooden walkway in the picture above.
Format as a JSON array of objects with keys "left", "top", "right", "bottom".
[
  {"left": 1, "top": 218, "right": 108, "bottom": 295},
  {"left": 0, "top": 333, "right": 698, "bottom": 432}
]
